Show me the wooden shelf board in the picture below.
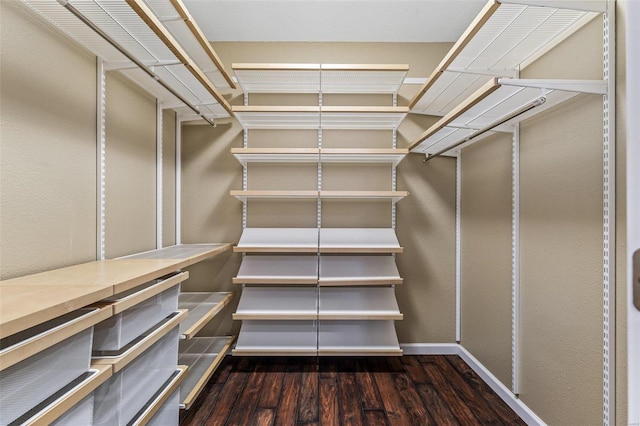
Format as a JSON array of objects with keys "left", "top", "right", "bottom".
[
  {"left": 319, "top": 287, "right": 402, "bottom": 320},
  {"left": 235, "top": 320, "right": 318, "bottom": 354},
  {"left": 1, "top": 305, "right": 111, "bottom": 372},
  {"left": 234, "top": 255, "right": 318, "bottom": 285},
  {"left": 178, "top": 336, "right": 236, "bottom": 409},
  {"left": 318, "top": 278, "right": 403, "bottom": 286},
  {"left": 318, "top": 313, "right": 404, "bottom": 320},
  {"left": 235, "top": 228, "right": 319, "bottom": 253},
  {"left": 319, "top": 228, "right": 402, "bottom": 254},
  {"left": 319, "top": 256, "right": 401, "bottom": 284},
  {"left": 26, "top": 364, "right": 112, "bottom": 426},
  {"left": 230, "top": 190, "right": 319, "bottom": 201},
  {"left": 178, "top": 292, "right": 233, "bottom": 339},
  {"left": 121, "top": 243, "right": 233, "bottom": 266},
  {"left": 92, "top": 310, "right": 187, "bottom": 373},
  {"left": 234, "top": 287, "right": 317, "bottom": 320},
  {"left": 320, "top": 191, "right": 408, "bottom": 202},
  {"left": 318, "top": 349, "right": 403, "bottom": 356},
  {"left": 104, "top": 272, "right": 188, "bottom": 315}
]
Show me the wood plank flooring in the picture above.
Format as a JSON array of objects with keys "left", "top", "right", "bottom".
[{"left": 180, "top": 355, "right": 526, "bottom": 426}]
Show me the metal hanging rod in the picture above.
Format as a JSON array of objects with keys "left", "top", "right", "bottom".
[
  {"left": 422, "top": 96, "right": 546, "bottom": 163},
  {"left": 57, "top": 0, "right": 216, "bottom": 128}
]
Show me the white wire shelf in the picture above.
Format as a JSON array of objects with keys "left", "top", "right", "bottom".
[
  {"left": 318, "top": 320, "right": 402, "bottom": 356},
  {"left": 232, "top": 63, "right": 409, "bottom": 94},
  {"left": 178, "top": 336, "right": 235, "bottom": 409},
  {"left": 233, "top": 255, "right": 319, "bottom": 285},
  {"left": 409, "top": 77, "right": 607, "bottom": 155},
  {"left": 230, "top": 148, "right": 408, "bottom": 166},
  {"left": 409, "top": 0, "right": 605, "bottom": 116},
  {"left": 233, "top": 287, "right": 318, "bottom": 320},
  {"left": 232, "top": 320, "right": 318, "bottom": 356},
  {"left": 319, "top": 256, "right": 403, "bottom": 286},
  {"left": 21, "top": 0, "right": 232, "bottom": 120},
  {"left": 232, "top": 106, "right": 408, "bottom": 130},
  {"left": 178, "top": 292, "right": 233, "bottom": 339}
]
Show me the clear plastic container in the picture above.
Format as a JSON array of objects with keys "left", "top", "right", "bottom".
[
  {"left": 92, "top": 326, "right": 179, "bottom": 426},
  {"left": 93, "top": 283, "right": 179, "bottom": 351},
  {"left": 0, "top": 327, "right": 93, "bottom": 426}
]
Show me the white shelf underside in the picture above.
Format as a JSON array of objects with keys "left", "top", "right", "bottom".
[
  {"left": 233, "top": 110, "right": 407, "bottom": 130},
  {"left": 235, "top": 255, "right": 318, "bottom": 284},
  {"left": 411, "top": 2, "right": 599, "bottom": 116},
  {"left": 231, "top": 150, "right": 407, "bottom": 166},
  {"left": 21, "top": 0, "right": 230, "bottom": 119}
]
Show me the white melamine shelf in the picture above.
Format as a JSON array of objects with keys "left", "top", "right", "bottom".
[
  {"left": 319, "top": 228, "right": 403, "bottom": 253},
  {"left": 230, "top": 190, "right": 318, "bottom": 201},
  {"left": 319, "top": 287, "right": 402, "bottom": 320},
  {"left": 319, "top": 256, "right": 402, "bottom": 286},
  {"left": 409, "top": 78, "right": 607, "bottom": 154},
  {"left": 178, "top": 292, "right": 233, "bottom": 339},
  {"left": 21, "top": 0, "right": 232, "bottom": 119},
  {"left": 233, "top": 255, "right": 318, "bottom": 285},
  {"left": 233, "top": 287, "right": 318, "bottom": 320},
  {"left": 233, "top": 320, "right": 318, "bottom": 356},
  {"left": 318, "top": 320, "right": 402, "bottom": 356},
  {"left": 320, "top": 191, "right": 408, "bottom": 203},
  {"left": 233, "top": 106, "right": 407, "bottom": 130},
  {"left": 409, "top": 0, "right": 605, "bottom": 116},
  {"left": 178, "top": 336, "right": 235, "bottom": 409},
  {"left": 232, "top": 63, "right": 408, "bottom": 94},
  {"left": 234, "top": 228, "right": 319, "bottom": 253},
  {"left": 230, "top": 190, "right": 408, "bottom": 203},
  {"left": 230, "top": 148, "right": 408, "bottom": 166}
]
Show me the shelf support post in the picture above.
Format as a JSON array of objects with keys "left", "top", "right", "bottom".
[
  {"left": 455, "top": 153, "right": 462, "bottom": 343},
  {"left": 511, "top": 124, "right": 521, "bottom": 396},
  {"left": 96, "top": 57, "right": 106, "bottom": 261},
  {"left": 157, "top": 100, "right": 163, "bottom": 249},
  {"left": 176, "top": 113, "right": 182, "bottom": 245}
]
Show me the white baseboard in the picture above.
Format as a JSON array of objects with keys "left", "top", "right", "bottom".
[{"left": 399, "top": 343, "right": 546, "bottom": 426}]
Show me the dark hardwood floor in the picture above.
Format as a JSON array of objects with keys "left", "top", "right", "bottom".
[{"left": 180, "top": 355, "right": 526, "bottom": 426}]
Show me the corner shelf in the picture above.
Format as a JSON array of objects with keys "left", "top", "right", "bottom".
[
  {"left": 409, "top": 77, "right": 607, "bottom": 154},
  {"left": 409, "top": 0, "right": 605, "bottom": 116},
  {"left": 178, "top": 337, "right": 236, "bottom": 410},
  {"left": 233, "top": 255, "right": 319, "bottom": 285},
  {"left": 319, "top": 256, "right": 402, "bottom": 286},
  {"left": 178, "top": 292, "right": 233, "bottom": 339}
]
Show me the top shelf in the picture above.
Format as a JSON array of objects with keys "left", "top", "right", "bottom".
[
  {"left": 232, "top": 63, "right": 409, "bottom": 94},
  {"left": 21, "top": 0, "right": 233, "bottom": 118},
  {"left": 409, "top": 0, "right": 605, "bottom": 116}
]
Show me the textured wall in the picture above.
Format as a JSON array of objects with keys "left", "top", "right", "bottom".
[{"left": 0, "top": 2, "right": 96, "bottom": 279}]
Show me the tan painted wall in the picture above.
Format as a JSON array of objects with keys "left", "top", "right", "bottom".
[
  {"left": 104, "top": 72, "right": 158, "bottom": 258},
  {"left": 163, "top": 110, "right": 177, "bottom": 246},
  {"left": 181, "top": 42, "right": 457, "bottom": 340},
  {"left": 460, "top": 134, "right": 513, "bottom": 389},
  {"left": 0, "top": 2, "right": 97, "bottom": 279}
]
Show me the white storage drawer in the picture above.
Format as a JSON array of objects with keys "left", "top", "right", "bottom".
[
  {"left": 93, "top": 273, "right": 184, "bottom": 351},
  {"left": 0, "top": 323, "right": 93, "bottom": 426},
  {"left": 93, "top": 326, "right": 179, "bottom": 426}
]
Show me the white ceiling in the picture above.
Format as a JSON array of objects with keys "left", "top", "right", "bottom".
[{"left": 182, "top": 0, "right": 487, "bottom": 43}]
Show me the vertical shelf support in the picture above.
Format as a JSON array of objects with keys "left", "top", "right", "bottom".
[
  {"left": 175, "top": 114, "right": 182, "bottom": 245},
  {"left": 602, "top": 1, "right": 616, "bottom": 424},
  {"left": 156, "top": 100, "right": 163, "bottom": 249},
  {"left": 455, "top": 153, "right": 462, "bottom": 343},
  {"left": 96, "top": 58, "right": 106, "bottom": 261},
  {"left": 511, "top": 125, "right": 521, "bottom": 395},
  {"left": 392, "top": 92, "right": 398, "bottom": 230}
]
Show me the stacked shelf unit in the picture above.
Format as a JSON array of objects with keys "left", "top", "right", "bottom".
[
  {"left": 122, "top": 244, "right": 236, "bottom": 411},
  {"left": 407, "top": 0, "right": 608, "bottom": 156},
  {"left": 230, "top": 63, "right": 409, "bottom": 356}
]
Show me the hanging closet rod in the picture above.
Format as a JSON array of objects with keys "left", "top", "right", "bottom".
[
  {"left": 57, "top": 0, "right": 217, "bottom": 128},
  {"left": 422, "top": 96, "right": 546, "bottom": 163}
]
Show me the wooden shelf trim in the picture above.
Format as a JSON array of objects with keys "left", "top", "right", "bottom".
[
  {"left": 317, "top": 349, "right": 403, "bottom": 356},
  {"left": 1, "top": 305, "right": 111, "bottom": 372},
  {"left": 233, "top": 255, "right": 318, "bottom": 285},
  {"left": 233, "top": 287, "right": 318, "bottom": 320},
  {"left": 101, "top": 272, "right": 188, "bottom": 315},
  {"left": 92, "top": 309, "right": 187, "bottom": 373},
  {"left": 178, "top": 292, "right": 234, "bottom": 339},
  {"left": 230, "top": 190, "right": 408, "bottom": 201},
  {"left": 130, "top": 366, "right": 188, "bottom": 426},
  {"left": 232, "top": 348, "right": 318, "bottom": 356},
  {"left": 179, "top": 336, "right": 236, "bottom": 409},
  {"left": 26, "top": 364, "right": 113, "bottom": 426}
]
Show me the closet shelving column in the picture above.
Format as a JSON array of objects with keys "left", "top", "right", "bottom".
[{"left": 230, "top": 63, "right": 409, "bottom": 356}]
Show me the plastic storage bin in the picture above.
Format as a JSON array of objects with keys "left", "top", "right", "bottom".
[
  {"left": 144, "top": 388, "right": 180, "bottom": 426},
  {"left": 93, "top": 281, "right": 180, "bottom": 351},
  {"left": 51, "top": 394, "right": 94, "bottom": 426},
  {"left": 0, "top": 327, "right": 93, "bottom": 426},
  {"left": 93, "top": 326, "right": 179, "bottom": 425}
]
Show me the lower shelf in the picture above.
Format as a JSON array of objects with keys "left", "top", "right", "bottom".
[
  {"left": 178, "top": 292, "right": 233, "bottom": 339},
  {"left": 130, "top": 366, "right": 187, "bottom": 426},
  {"left": 178, "top": 336, "right": 236, "bottom": 410},
  {"left": 233, "top": 320, "right": 318, "bottom": 356},
  {"left": 318, "top": 320, "right": 402, "bottom": 356}
]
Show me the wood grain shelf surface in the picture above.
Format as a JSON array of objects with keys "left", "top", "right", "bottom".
[{"left": 121, "top": 243, "right": 233, "bottom": 266}]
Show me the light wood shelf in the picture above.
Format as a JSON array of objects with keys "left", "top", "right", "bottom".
[
  {"left": 319, "top": 255, "right": 402, "bottom": 286},
  {"left": 233, "top": 255, "right": 318, "bottom": 285},
  {"left": 92, "top": 310, "right": 187, "bottom": 373},
  {"left": 178, "top": 336, "right": 236, "bottom": 409},
  {"left": 178, "top": 292, "right": 233, "bottom": 339},
  {"left": 409, "top": 0, "right": 605, "bottom": 116},
  {"left": 230, "top": 190, "right": 319, "bottom": 201},
  {"left": 24, "top": 363, "right": 113, "bottom": 426},
  {"left": 121, "top": 243, "right": 234, "bottom": 266},
  {"left": 233, "top": 287, "right": 318, "bottom": 320}
]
